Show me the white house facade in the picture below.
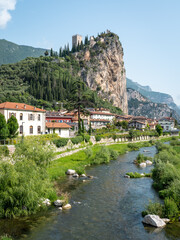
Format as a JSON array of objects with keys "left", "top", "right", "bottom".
[
  {"left": 46, "top": 122, "right": 71, "bottom": 138},
  {"left": 90, "top": 111, "right": 115, "bottom": 122},
  {"left": 0, "top": 102, "right": 46, "bottom": 136},
  {"left": 158, "top": 117, "right": 175, "bottom": 131}
]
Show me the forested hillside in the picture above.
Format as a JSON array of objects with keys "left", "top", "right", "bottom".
[
  {"left": 0, "top": 55, "right": 122, "bottom": 114},
  {"left": 0, "top": 39, "right": 47, "bottom": 65}
]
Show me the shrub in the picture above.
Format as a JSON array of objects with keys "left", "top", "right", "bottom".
[
  {"left": 0, "top": 146, "right": 9, "bottom": 157},
  {"left": 134, "top": 153, "right": 152, "bottom": 164},
  {"left": 127, "top": 143, "right": 140, "bottom": 151},
  {"left": 109, "top": 148, "right": 118, "bottom": 160},
  {"left": 164, "top": 198, "right": 179, "bottom": 219},
  {"left": 95, "top": 135, "right": 101, "bottom": 142},
  {"left": 71, "top": 136, "right": 83, "bottom": 145},
  {"left": 84, "top": 147, "right": 93, "bottom": 159},
  {"left": 143, "top": 201, "right": 164, "bottom": 218},
  {"left": 126, "top": 172, "right": 151, "bottom": 178},
  {"left": 53, "top": 138, "right": 69, "bottom": 147},
  {"left": 93, "top": 146, "right": 110, "bottom": 164},
  {"left": 84, "top": 134, "right": 90, "bottom": 143}
]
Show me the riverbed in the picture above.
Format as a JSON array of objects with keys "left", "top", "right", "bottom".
[{"left": 0, "top": 145, "right": 180, "bottom": 240}]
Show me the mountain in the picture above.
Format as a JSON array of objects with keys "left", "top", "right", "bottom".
[
  {"left": 76, "top": 32, "right": 128, "bottom": 114},
  {"left": 0, "top": 33, "right": 126, "bottom": 114},
  {"left": 127, "top": 88, "right": 180, "bottom": 122},
  {"left": 126, "top": 78, "right": 180, "bottom": 116},
  {"left": 0, "top": 39, "right": 48, "bottom": 65}
]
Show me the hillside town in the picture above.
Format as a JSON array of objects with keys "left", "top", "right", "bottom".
[{"left": 0, "top": 101, "right": 179, "bottom": 139}]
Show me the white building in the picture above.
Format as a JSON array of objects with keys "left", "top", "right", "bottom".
[
  {"left": 46, "top": 122, "right": 71, "bottom": 138},
  {"left": 158, "top": 117, "right": 175, "bottom": 131},
  {"left": 0, "top": 102, "right": 46, "bottom": 136},
  {"left": 90, "top": 111, "right": 115, "bottom": 122}
]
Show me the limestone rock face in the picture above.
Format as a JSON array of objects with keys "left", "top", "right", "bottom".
[{"left": 76, "top": 32, "right": 128, "bottom": 114}]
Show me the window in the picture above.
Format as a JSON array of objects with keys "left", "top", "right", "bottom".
[
  {"left": 20, "top": 125, "right": 23, "bottom": 134},
  {"left": 28, "top": 114, "right": 34, "bottom": 121},
  {"left": 20, "top": 113, "right": 23, "bottom": 121},
  {"left": 9, "top": 112, "right": 16, "bottom": 118},
  {"left": 29, "top": 125, "right": 33, "bottom": 134},
  {"left": 37, "top": 126, "right": 41, "bottom": 134},
  {"left": 38, "top": 114, "right": 41, "bottom": 121}
]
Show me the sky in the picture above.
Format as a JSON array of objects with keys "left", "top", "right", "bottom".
[{"left": 0, "top": 0, "right": 180, "bottom": 106}]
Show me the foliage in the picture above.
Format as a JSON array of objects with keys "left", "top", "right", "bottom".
[
  {"left": 71, "top": 136, "right": 83, "bottom": 145},
  {"left": 0, "top": 235, "right": 13, "bottom": 240},
  {"left": 83, "top": 134, "right": 90, "bottom": 143},
  {"left": 108, "top": 148, "right": 119, "bottom": 160},
  {"left": 156, "top": 124, "right": 163, "bottom": 136},
  {"left": 84, "top": 147, "right": 93, "bottom": 159},
  {"left": 93, "top": 146, "right": 111, "bottom": 164},
  {"left": 126, "top": 172, "right": 151, "bottom": 178},
  {"left": 135, "top": 153, "right": 152, "bottom": 164},
  {"left": 0, "top": 114, "right": 9, "bottom": 140},
  {"left": 7, "top": 115, "right": 19, "bottom": 139},
  {"left": 95, "top": 135, "right": 101, "bottom": 142},
  {"left": 127, "top": 143, "right": 140, "bottom": 151},
  {"left": 0, "top": 154, "right": 56, "bottom": 218},
  {"left": 0, "top": 146, "right": 9, "bottom": 157},
  {"left": 143, "top": 201, "right": 164, "bottom": 218},
  {"left": 164, "top": 198, "right": 179, "bottom": 219},
  {"left": 53, "top": 138, "right": 69, "bottom": 147},
  {"left": 15, "top": 140, "right": 54, "bottom": 167}
]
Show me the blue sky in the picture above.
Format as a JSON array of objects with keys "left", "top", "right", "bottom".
[{"left": 0, "top": 0, "right": 180, "bottom": 105}]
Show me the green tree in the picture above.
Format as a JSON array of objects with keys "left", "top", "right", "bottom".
[
  {"left": 156, "top": 124, "right": 163, "bottom": 136},
  {"left": 7, "top": 115, "right": 19, "bottom": 139},
  {"left": 81, "top": 119, "right": 85, "bottom": 133},
  {"left": 50, "top": 48, "right": 53, "bottom": 57},
  {"left": 88, "top": 121, "right": 92, "bottom": 135},
  {"left": 0, "top": 113, "right": 9, "bottom": 140},
  {"left": 44, "top": 50, "right": 49, "bottom": 56}
]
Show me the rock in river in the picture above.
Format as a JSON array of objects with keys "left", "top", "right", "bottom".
[
  {"left": 142, "top": 215, "right": 166, "bottom": 228},
  {"left": 54, "top": 200, "right": 65, "bottom": 207},
  {"left": 62, "top": 204, "right": 72, "bottom": 210},
  {"left": 66, "top": 169, "right": 76, "bottom": 175},
  {"left": 139, "top": 162, "right": 146, "bottom": 168},
  {"left": 145, "top": 160, "right": 153, "bottom": 165}
]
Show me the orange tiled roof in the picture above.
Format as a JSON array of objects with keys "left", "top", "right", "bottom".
[
  {"left": 90, "top": 111, "right": 115, "bottom": 116},
  {"left": 90, "top": 119, "right": 110, "bottom": 122},
  {"left": 46, "top": 122, "right": 71, "bottom": 129},
  {"left": 0, "top": 102, "right": 45, "bottom": 112}
]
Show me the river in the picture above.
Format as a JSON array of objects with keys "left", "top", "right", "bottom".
[{"left": 0, "top": 145, "right": 180, "bottom": 240}]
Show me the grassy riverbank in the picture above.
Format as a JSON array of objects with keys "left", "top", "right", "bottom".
[
  {"left": 47, "top": 136, "right": 173, "bottom": 180},
  {"left": 143, "top": 137, "right": 180, "bottom": 221}
]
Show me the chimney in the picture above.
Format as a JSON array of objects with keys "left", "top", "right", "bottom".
[
  {"left": 34, "top": 107, "right": 36, "bottom": 110},
  {"left": 24, "top": 105, "right": 26, "bottom": 109},
  {"left": 16, "top": 105, "right": 18, "bottom": 109}
]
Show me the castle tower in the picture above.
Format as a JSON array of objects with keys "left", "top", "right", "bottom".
[{"left": 72, "top": 34, "right": 82, "bottom": 47}]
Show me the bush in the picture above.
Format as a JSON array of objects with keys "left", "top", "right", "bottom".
[
  {"left": 71, "top": 136, "right": 83, "bottom": 145},
  {"left": 84, "top": 134, "right": 90, "bottom": 143},
  {"left": 126, "top": 172, "right": 151, "bottom": 178},
  {"left": 143, "top": 201, "right": 164, "bottom": 218},
  {"left": 109, "top": 148, "right": 118, "bottom": 160},
  {"left": 0, "top": 158, "right": 56, "bottom": 218},
  {"left": 53, "top": 138, "right": 69, "bottom": 147},
  {"left": 0, "top": 146, "right": 9, "bottom": 157},
  {"left": 134, "top": 153, "right": 152, "bottom": 164},
  {"left": 95, "top": 135, "right": 101, "bottom": 142},
  {"left": 84, "top": 147, "right": 93, "bottom": 159},
  {"left": 164, "top": 198, "right": 179, "bottom": 219},
  {"left": 127, "top": 143, "right": 140, "bottom": 151},
  {"left": 93, "top": 146, "right": 110, "bottom": 164}
]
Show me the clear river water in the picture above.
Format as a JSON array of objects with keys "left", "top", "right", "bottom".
[{"left": 0, "top": 145, "right": 180, "bottom": 240}]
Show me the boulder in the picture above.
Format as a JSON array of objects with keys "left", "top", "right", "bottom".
[
  {"left": 81, "top": 174, "right": 86, "bottom": 177},
  {"left": 142, "top": 215, "right": 166, "bottom": 228},
  {"left": 42, "top": 198, "right": 51, "bottom": 206},
  {"left": 54, "top": 199, "right": 65, "bottom": 207},
  {"left": 124, "top": 175, "right": 130, "bottom": 178},
  {"left": 139, "top": 162, "right": 146, "bottom": 168},
  {"left": 146, "top": 160, "right": 153, "bottom": 165},
  {"left": 72, "top": 173, "right": 79, "bottom": 178},
  {"left": 66, "top": 169, "right": 76, "bottom": 175},
  {"left": 62, "top": 204, "right": 72, "bottom": 210},
  {"left": 161, "top": 218, "right": 170, "bottom": 223}
]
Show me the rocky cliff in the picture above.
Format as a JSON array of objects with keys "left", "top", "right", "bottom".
[
  {"left": 127, "top": 88, "right": 180, "bottom": 121},
  {"left": 74, "top": 32, "right": 128, "bottom": 114}
]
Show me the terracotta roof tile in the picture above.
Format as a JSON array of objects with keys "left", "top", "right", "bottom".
[
  {"left": 0, "top": 102, "right": 45, "bottom": 112},
  {"left": 46, "top": 122, "right": 72, "bottom": 129}
]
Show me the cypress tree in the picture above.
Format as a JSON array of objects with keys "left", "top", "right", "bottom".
[{"left": 0, "top": 113, "right": 9, "bottom": 140}]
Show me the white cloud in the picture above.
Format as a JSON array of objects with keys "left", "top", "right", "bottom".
[{"left": 0, "top": 0, "right": 17, "bottom": 28}]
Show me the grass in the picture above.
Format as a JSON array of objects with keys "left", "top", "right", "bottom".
[{"left": 126, "top": 172, "right": 152, "bottom": 178}]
